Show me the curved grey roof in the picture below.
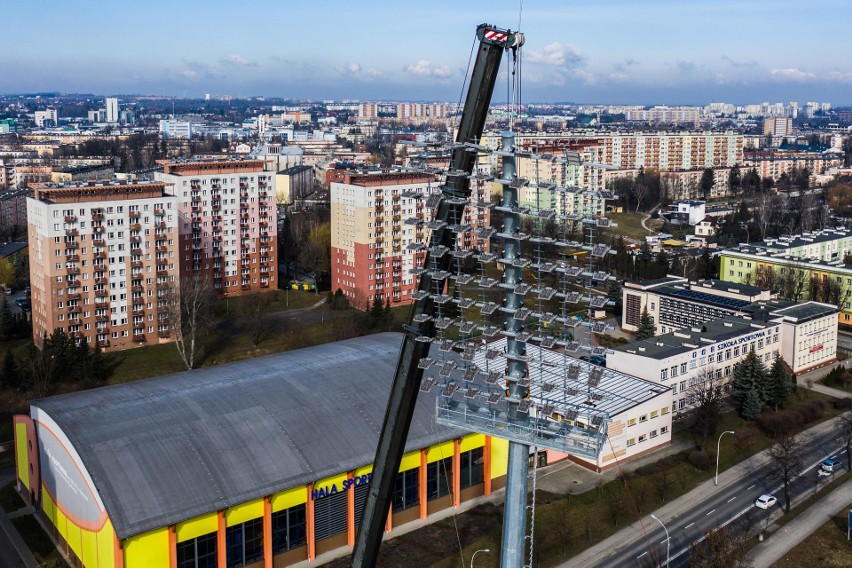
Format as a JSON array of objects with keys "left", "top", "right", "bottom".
[{"left": 33, "top": 333, "right": 461, "bottom": 540}]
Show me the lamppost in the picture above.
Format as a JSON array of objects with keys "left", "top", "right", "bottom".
[
  {"left": 715, "top": 430, "right": 735, "bottom": 486},
  {"left": 470, "top": 548, "right": 490, "bottom": 568},
  {"left": 650, "top": 514, "right": 670, "bottom": 567}
]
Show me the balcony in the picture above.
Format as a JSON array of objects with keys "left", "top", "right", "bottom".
[
  {"left": 66, "top": 266, "right": 80, "bottom": 275},
  {"left": 130, "top": 237, "right": 141, "bottom": 244},
  {"left": 95, "top": 277, "right": 107, "bottom": 285},
  {"left": 154, "top": 209, "right": 164, "bottom": 216},
  {"left": 68, "top": 279, "right": 80, "bottom": 288},
  {"left": 130, "top": 223, "right": 142, "bottom": 231},
  {"left": 133, "top": 334, "right": 146, "bottom": 343},
  {"left": 158, "top": 331, "right": 170, "bottom": 339},
  {"left": 93, "top": 225, "right": 105, "bottom": 234},
  {"left": 241, "top": 284, "right": 251, "bottom": 290},
  {"left": 91, "top": 212, "right": 104, "bottom": 221},
  {"left": 132, "top": 286, "right": 144, "bottom": 294},
  {"left": 67, "top": 293, "right": 81, "bottom": 301},
  {"left": 65, "top": 228, "right": 79, "bottom": 237},
  {"left": 211, "top": 183, "right": 220, "bottom": 190},
  {"left": 131, "top": 261, "right": 143, "bottom": 269},
  {"left": 95, "top": 289, "right": 108, "bottom": 298},
  {"left": 64, "top": 215, "right": 77, "bottom": 223},
  {"left": 260, "top": 281, "right": 269, "bottom": 288},
  {"left": 129, "top": 211, "right": 140, "bottom": 219},
  {"left": 65, "top": 254, "right": 79, "bottom": 262},
  {"left": 93, "top": 239, "right": 105, "bottom": 248},
  {"left": 157, "top": 270, "right": 168, "bottom": 277}
]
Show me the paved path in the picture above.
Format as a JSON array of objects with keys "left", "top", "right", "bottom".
[
  {"left": 640, "top": 205, "right": 660, "bottom": 234},
  {"left": 0, "top": 473, "right": 38, "bottom": 568},
  {"left": 747, "top": 478, "right": 852, "bottom": 568},
  {"left": 797, "top": 360, "right": 852, "bottom": 400}
]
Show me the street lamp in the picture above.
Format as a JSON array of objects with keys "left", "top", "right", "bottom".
[
  {"left": 650, "top": 514, "right": 670, "bottom": 567},
  {"left": 470, "top": 548, "right": 490, "bottom": 568},
  {"left": 715, "top": 430, "right": 735, "bottom": 486}
]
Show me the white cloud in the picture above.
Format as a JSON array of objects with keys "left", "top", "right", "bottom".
[
  {"left": 769, "top": 68, "right": 816, "bottom": 82},
  {"left": 221, "top": 54, "right": 257, "bottom": 67},
  {"left": 404, "top": 60, "right": 452, "bottom": 78},
  {"left": 826, "top": 70, "right": 852, "bottom": 83},
  {"left": 336, "top": 62, "right": 383, "bottom": 80},
  {"left": 526, "top": 42, "right": 584, "bottom": 67},
  {"left": 174, "top": 61, "right": 224, "bottom": 81}
]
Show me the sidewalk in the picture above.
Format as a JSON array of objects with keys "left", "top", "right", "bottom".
[
  {"left": 0, "top": 474, "right": 38, "bottom": 568},
  {"left": 797, "top": 360, "right": 852, "bottom": 400},
  {"left": 558, "top": 418, "right": 840, "bottom": 567},
  {"left": 747, "top": 478, "right": 852, "bottom": 568}
]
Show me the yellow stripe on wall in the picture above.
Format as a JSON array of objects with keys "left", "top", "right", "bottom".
[
  {"left": 124, "top": 528, "right": 169, "bottom": 568},
  {"left": 271, "top": 486, "right": 306, "bottom": 513},
  {"left": 459, "top": 434, "right": 485, "bottom": 453},
  {"left": 225, "top": 498, "right": 264, "bottom": 527},
  {"left": 15, "top": 423, "right": 29, "bottom": 490},
  {"left": 176, "top": 512, "right": 218, "bottom": 543},
  {"left": 399, "top": 450, "right": 421, "bottom": 472},
  {"left": 490, "top": 437, "right": 509, "bottom": 479},
  {"left": 426, "top": 441, "right": 455, "bottom": 463}
]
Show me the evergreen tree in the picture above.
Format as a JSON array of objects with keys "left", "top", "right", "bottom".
[
  {"left": 741, "top": 388, "right": 764, "bottom": 421},
  {"left": 654, "top": 250, "right": 670, "bottom": 278},
  {"left": 767, "top": 356, "right": 793, "bottom": 410},
  {"left": 607, "top": 280, "right": 623, "bottom": 314},
  {"left": 1, "top": 349, "right": 18, "bottom": 389},
  {"left": 729, "top": 164, "right": 741, "bottom": 196},
  {"left": 635, "top": 307, "right": 656, "bottom": 340},
  {"left": 700, "top": 168, "right": 716, "bottom": 200},
  {"left": 382, "top": 297, "right": 393, "bottom": 330},
  {"left": 732, "top": 349, "right": 769, "bottom": 417},
  {"left": 369, "top": 295, "right": 384, "bottom": 327},
  {"left": 0, "top": 292, "right": 15, "bottom": 341}
]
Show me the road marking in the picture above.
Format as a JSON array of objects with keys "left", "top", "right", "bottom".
[
  {"left": 727, "top": 496, "right": 737, "bottom": 503},
  {"left": 706, "top": 509, "right": 716, "bottom": 516},
  {"left": 684, "top": 522, "right": 694, "bottom": 530},
  {"left": 637, "top": 552, "right": 648, "bottom": 559},
  {"left": 747, "top": 484, "right": 756, "bottom": 490}
]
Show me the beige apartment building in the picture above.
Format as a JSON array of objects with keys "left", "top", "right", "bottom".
[
  {"left": 331, "top": 170, "right": 492, "bottom": 308},
  {"left": 27, "top": 181, "right": 179, "bottom": 350},
  {"left": 156, "top": 159, "right": 278, "bottom": 295}
]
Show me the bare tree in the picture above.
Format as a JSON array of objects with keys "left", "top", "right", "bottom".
[
  {"left": 753, "top": 194, "right": 776, "bottom": 241},
  {"left": 766, "top": 431, "right": 803, "bottom": 513},
  {"left": 686, "top": 368, "right": 725, "bottom": 449},
  {"left": 243, "top": 293, "right": 274, "bottom": 348},
  {"left": 688, "top": 524, "right": 754, "bottom": 568},
  {"left": 777, "top": 265, "right": 809, "bottom": 302},
  {"left": 629, "top": 180, "right": 651, "bottom": 212},
  {"left": 166, "top": 276, "right": 215, "bottom": 370},
  {"left": 836, "top": 409, "right": 852, "bottom": 472}
]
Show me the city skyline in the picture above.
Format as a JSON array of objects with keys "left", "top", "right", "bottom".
[{"left": 4, "top": 0, "right": 852, "bottom": 105}]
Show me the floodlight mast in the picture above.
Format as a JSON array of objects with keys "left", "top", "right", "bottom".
[{"left": 351, "top": 23, "right": 523, "bottom": 568}]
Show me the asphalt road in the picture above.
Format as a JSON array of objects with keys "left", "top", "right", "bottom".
[
  {"left": 591, "top": 428, "right": 847, "bottom": 568},
  {"left": 837, "top": 331, "right": 852, "bottom": 353}
]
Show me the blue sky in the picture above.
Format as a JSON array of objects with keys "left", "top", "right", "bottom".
[{"left": 4, "top": 0, "right": 851, "bottom": 105}]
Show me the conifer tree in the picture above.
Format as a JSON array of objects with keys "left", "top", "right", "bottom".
[
  {"left": 1, "top": 348, "right": 17, "bottom": 389},
  {"left": 635, "top": 307, "right": 656, "bottom": 340},
  {"left": 0, "top": 294, "right": 15, "bottom": 341},
  {"left": 732, "top": 349, "right": 768, "bottom": 417},
  {"left": 740, "top": 388, "right": 763, "bottom": 421},
  {"left": 767, "top": 355, "right": 793, "bottom": 410}
]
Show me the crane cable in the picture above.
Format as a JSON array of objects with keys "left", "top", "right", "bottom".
[{"left": 452, "top": 36, "right": 479, "bottom": 140}]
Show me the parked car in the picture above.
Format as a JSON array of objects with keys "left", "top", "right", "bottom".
[
  {"left": 821, "top": 458, "right": 840, "bottom": 473},
  {"left": 755, "top": 494, "right": 777, "bottom": 509}
]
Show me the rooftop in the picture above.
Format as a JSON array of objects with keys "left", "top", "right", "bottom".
[
  {"left": 0, "top": 241, "right": 27, "bottom": 258},
  {"left": 32, "top": 333, "right": 460, "bottom": 540},
  {"left": 770, "top": 301, "right": 838, "bottom": 322},
  {"left": 614, "top": 317, "right": 774, "bottom": 360}
]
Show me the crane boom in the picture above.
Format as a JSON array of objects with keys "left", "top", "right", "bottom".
[{"left": 351, "top": 23, "right": 523, "bottom": 568}]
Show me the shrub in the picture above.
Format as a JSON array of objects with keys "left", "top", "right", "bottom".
[
  {"left": 832, "top": 397, "right": 852, "bottom": 410},
  {"left": 688, "top": 450, "right": 711, "bottom": 470}
]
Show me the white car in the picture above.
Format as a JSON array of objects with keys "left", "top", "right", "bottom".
[{"left": 755, "top": 494, "right": 777, "bottom": 509}]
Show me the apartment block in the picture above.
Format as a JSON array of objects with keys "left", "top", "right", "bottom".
[
  {"left": 331, "top": 172, "right": 432, "bottom": 308},
  {"left": 156, "top": 159, "right": 278, "bottom": 295},
  {"left": 27, "top": 181, "right": 179, "bottom": 351}
]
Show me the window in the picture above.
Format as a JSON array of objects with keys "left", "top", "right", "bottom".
[
  {"left": 271, "top": 504, "right": 306, "bottom": 554},
  {"left": 661, "top": 406, "right": 669, "bottom": 415},
  {"left": 650, "top": 410, "right": 658, "bottom": 418},
  {"left": 226, "top": 518, "right": 263, "bottom": 567},
  {"left": 650, "top": 430, "right": 658, "bottom": 438},
  {"left": 627, "top": 438, "right": 636, "bottom": 447},
  {"left": 660, "top": 368, "right": 668, "bottom": 380},
  {"left": 459, "top": 447, "right": 484, "bottom": 489},
  {"left": 393, "top": 469, "right": 419, "bottom": 512},
  {"left": 177, "top": 533, "right": 217, "bottom": 568},
  {"left": 680, "top": 363, "right": 687, "bottom": 374},
  {"left": 661, "top": 426, "right": 669, "bottom": 434},
  {"left": 427, "top": 457, "right": 453, "bottom": 501},
  {"left": 670, "top": 366, "right": 677, "bottom": 377},
  {"left": 628, "top": 418, "right": 637, "bottom": 427},
  {"left": 639, "top": 414, "right": 647, "bottom": 422}
]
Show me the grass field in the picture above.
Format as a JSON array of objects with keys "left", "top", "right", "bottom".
[{"left": 605, "top": 212, "right": 660, "bottom": 241}]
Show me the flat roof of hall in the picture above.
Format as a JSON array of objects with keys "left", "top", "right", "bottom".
[
  {"left": 32, "top": 333, "right": 461, "bottom": 541},
  {"left": 614, "top": 317, "right": 774, "bottom": 360}
]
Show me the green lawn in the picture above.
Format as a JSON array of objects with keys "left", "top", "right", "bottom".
[{"left": 605, "top": 212, "right": 659, "bottom": 241}]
